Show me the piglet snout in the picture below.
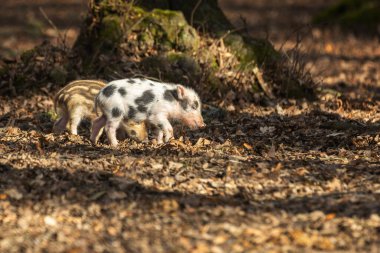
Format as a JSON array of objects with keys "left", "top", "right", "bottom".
[
  {"left": 188, "top": 118, "right": 206, "bottom": 130},
  {"left": 195, "top": 120, "right": 206, "bottom": 129}
]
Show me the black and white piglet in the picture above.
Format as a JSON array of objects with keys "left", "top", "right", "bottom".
[{"left": 90, "top": 78, "right": 205, "bottom": 146}]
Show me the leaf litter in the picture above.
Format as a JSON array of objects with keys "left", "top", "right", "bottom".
[{"left": 1, "top": 75, "right": 380, "bottom": 252}]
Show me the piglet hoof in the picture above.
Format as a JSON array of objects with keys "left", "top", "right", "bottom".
[
  {"left": 89, "top": 138, "right": 97, "bottom": 145},
  {"left": 152, "top": 139, "right": 164, "bottom": 146},
  {"left": 165, "top": 137, "right": 175, "bottom": 143},
  {"left": 141, "top": 138, "right": 149, "bottom": 144},
  {"left": 108, "top": 141, "right": 119, "bottom": 148}
]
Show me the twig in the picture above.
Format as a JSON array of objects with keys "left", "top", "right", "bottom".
[
  {"left": 253, "top": 66, "right": 274, "bottom": 99},
  {"left": 239, "top": 15, "right": 249, "bottom": 36},
  {"left": 278, "top": 23, "right": 312, "bottom": 52},
  {"left": 191, "top": 0, "right": 202, "bottom": 27},
  {"left": 39, "top": 7, "right": 66, "bottom": 48}
]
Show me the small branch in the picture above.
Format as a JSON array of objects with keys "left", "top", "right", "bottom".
[
  {"left": 39, "top": 7, "right": 66, "bottom": 47},
  {"left": 190, "top": 0, "right": 202, "bottom": 27}
]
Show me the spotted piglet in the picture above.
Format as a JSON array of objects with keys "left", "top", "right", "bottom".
[{"left": 91, "top": 78, "right": 205, "bottom": 146}]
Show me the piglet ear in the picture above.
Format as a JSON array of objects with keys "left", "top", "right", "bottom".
[{"left": 176, "top": 85, "right": 186, "bottom": 100}]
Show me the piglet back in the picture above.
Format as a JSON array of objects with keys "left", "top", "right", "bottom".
[{"left": 54, "top": 80, "right": 106, "bottom": 113}]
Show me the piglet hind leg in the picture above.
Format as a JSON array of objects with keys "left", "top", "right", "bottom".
[
  {"left": 90, "top": 115, "right": 106, "bottom": 144},
  {"left": 68, "top": 116, "right": 82, "bottom": 135},
  {"left": 53, "top": 115, "right": 69, "bottom": 134},
  {"left": 68, "top": 107, "right": 86, "bottom": 135},
  {"left": 105, "top": 120, "right": 121, "bottom": 147}
]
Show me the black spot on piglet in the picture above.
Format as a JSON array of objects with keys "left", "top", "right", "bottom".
[
  {"left": 127, "top": 106, "right": 137, "bottom": 119},
  {"left": 118, "top": 87, "right": 127, "bottom": 97},
  {"left": 135, "top": 90, "right": 155, "bottom": 105},
  {"left": 137, "top": 105, "right": 147, "bottom": 113},
  {"left": 163, "top": 89, "right": 178, "bottom": 102},
  {"left": 180, "top": 99, "right": 189, "bottom": 110},
  {"left": 130, "top": 130, "right": 137, "bottom": 136},
  {"left": 102, "top": 85, "right": 116, "bottom": 97},
  {"left": 112, "top": 107, "right": 122, "bottom": 118}
]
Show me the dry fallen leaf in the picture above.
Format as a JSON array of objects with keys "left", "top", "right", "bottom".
[
  {"left": 290, "top": 230, "right": 314, "bottom": 247},
  {"left": 4, "top": 188, "right": 23, "bottom": 200},
  {"left": 107, "top": 191, "right": 127, "bottom": 200},
  {"left": 195, "top": 138, "right": 212, "bottom": 147},
  {"left": 259, "top": 126, "right": 275, "bottom": 134},
  {"left": 325, "top": 213, "right": 336, "bottom": 221},
  {"left": 326, "top": 178, "right": 342, "bottom": 191},
  {"left": 243, "top": 143, "right": 253, "bottom": 150}
]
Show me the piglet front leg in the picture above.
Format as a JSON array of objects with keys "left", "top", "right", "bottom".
[
  {"left": 105, "top": 120, "right": 121, "bottom": 147},
  {"left": 150, "top": 115, "right": 174, "bottom": 144}
]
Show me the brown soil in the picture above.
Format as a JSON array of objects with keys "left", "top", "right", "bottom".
[{"left": 1, "top": 0, "right": 380, "bottom": 252}]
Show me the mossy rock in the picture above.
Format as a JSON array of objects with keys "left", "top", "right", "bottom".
[
  {"left": 70, "top": 0, "right": 316, "bottom": 99},
  {"left": 74, "top": 3, "right": 200, "bottom": 71},
  {"left": 98, "top": 15, "right": 123, "bottom": 49},
  {"left": 224, "top": 34, "right": 279, "bottom": 68},
  {"left": 132, "top": 9, "right": 200, "bottom": 51},
  {"left": 137, "top": 0, "right": 233, "bottom": 33}
]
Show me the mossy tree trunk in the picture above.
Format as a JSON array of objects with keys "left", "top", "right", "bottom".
[
  {"left": 72, "top": 0, "right": 314, "bottom": 99},
  {"left": 0, "top": 0, "right": 314, "bottom": 98},
  {"left": 137, "top": 0, "right": 277, "bottom": 65}
]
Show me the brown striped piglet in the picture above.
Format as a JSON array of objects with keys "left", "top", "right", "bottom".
[{"left": 53, "top": 80, "right": 148, "bottom": 142}]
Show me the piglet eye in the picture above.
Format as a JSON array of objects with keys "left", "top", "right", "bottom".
[{"left": 192, "top": 101, "right": 199, "bottom": 110}]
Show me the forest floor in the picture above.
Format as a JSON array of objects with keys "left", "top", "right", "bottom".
[{"left": 1, "top": 0, "right": 380, "bottom": 252}]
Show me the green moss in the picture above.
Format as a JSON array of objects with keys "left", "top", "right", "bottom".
[
  {"left": 177, "top": 26, "right": 200, "bottom": 51},
  {"left": 224, "top": 34, "right": 279, "bottom": 68},
  {"left": 132, "top": 9, "right": 199, "bottom": 51},
  {"left": 96, "top": 0, "right": 131, "bottom": 16},
  {"left": 99, "top": 15, "right": 123, "bottom": 48},
  {"left": 46, "top": 110, "right": 58, "bottom": 121},
  {"left": 152, "top": 9, "right": 184, "bottom": 21},
  {"left": 198, "top": 50, "right": 219, "bottom": 71}
]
